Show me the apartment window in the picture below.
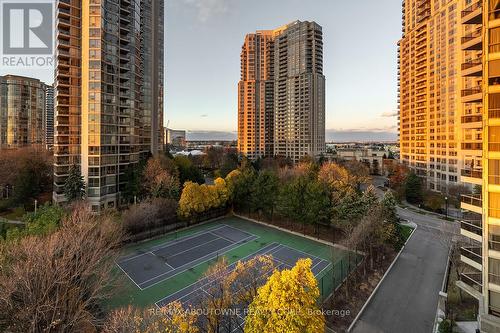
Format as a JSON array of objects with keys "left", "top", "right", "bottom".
[
  {"left": 490, "top": 127, "right": 500, "bottom": 151},
  {"left": 490, "top": 226, "right": 500, "bottom": 252},
  {"left": 491, "top": 192, "right": 500, "bottom": 219},
  {"left": 490, "top": 292, "right": 500, "bottom": 317},
  {"left": 491, "top": 0, "right": 500, "bottom": 20},
  {"left": 491, "top": 160, "right": 500, "bottom": 185},
  {"left": 491, "top": 258, "right": 500, "bottom": 286},
  {"left": 491, "top": 94, "right": 500, "bottom": 118},
  {"left": 491, "top": 27, "right": 500, "bottom": 53}
]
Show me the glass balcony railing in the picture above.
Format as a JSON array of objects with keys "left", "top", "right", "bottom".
[
  {"left": 461, "top": 218, "right": 482, "bottom": 236},
  {"left": 461, "top": 194, "right": 483, "bottom": 207},
  {"left": 460, "top": 272, "right": 482, "bottom": 293},
  {"left": 461, "top": 169, "right": 482, "bottom": 178},
  {"left": 460, "top": 246, "right": 482, "bottom": 264}
]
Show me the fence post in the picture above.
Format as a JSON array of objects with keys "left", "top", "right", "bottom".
[{"left": 321, "top": 276, "right": 324, "bottom": 299}]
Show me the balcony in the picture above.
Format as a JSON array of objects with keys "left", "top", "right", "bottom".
[
  {"left": 461, "top": 28, "right": 482, "bottom": 51},
  {"left": 461, "top": 59, "right": 482, "bottom": 77},
  {"left": 459, "top": 272, "right": 482, "bottom": 294},
  {"left": 461, "top": 168, "right": 482, "bottom": 178},
  {"left": 461, "top": 87, "right": 482, "bottom": 103},
  {"left": 462, "top": 194, "right": 482, "bottom": 207},
  {"left": 461, "top": 168, "right": 483, "bottom": 186},
  {"left": 461, "top": 114, "right": 482, "bottom": 124},
  {"left": 461, "top": 194, "right": 483, "bottom": 214},
  {"left": 460, "top": 218, "right": 482, "bottom": 238},
  {"left": 461, "top": 2, "right": 483, "bottom": 25},
  {"left": 490, "top": 273, "right": 500, "bottom": 286},
  {"left": 460, "top": 246, "right": 482, "bottom": 267},
  {"left": 461, "top": 142, "right": 483, "bottom": 151},
  {"left": 490, "top": 109, "right": 500, "bottom": 119}
]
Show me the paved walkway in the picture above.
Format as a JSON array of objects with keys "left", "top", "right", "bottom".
[{"left": 351, "top": 180, "right": 457, "bottom": 333}]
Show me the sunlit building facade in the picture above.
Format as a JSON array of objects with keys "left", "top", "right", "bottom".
[
  {"left": 399, "top": 0, "right": 462, "bottom": 192},
  {"left": 458, "top": 1, "right": 500, "bottom": 331},
  {"left": 53, "top": 0, "right": 164, "bottom": 211},
  {"left": 0, "top": 75, "right": 48, "bottom": 149},
  {"left": 45, "top": 85, "right": 55, "bottom": 150},
  {"left": 238, "top": 21, "right": 326, "bottom": 163},
  {"left": 238, "top": 30, "right": 275, "bottom": 159}
]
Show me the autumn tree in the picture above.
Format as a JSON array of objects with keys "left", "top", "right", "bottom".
[
  {"left": 343, "top": 160, "right": 370, "bottom": 190},
  {"left": 318, "top": 162, "right": 355, "bottom": 195},
  {"left": 104, "top": 302, "right": 199, "bottom": 333},
  {"left": 178, "top": 178, "right": 229, "bottom": 220},
  {"left": 387, "top": 164, "right": 409, "bottom": 200},
  {"left": 144, "top": 155, "right": 180, "bottom": 199},
  {"left": 226, "top": 255, "right": 275, "bottom": 309},
  {"left": 0, "top": 148, "right": 53, "bottom": 207},
  {"left": 0, "top": 204, "right": 122, "bottom": 332},
  {"left": 245, "top": 258, "right": 325, "bottom": 333},
  {"left": 122, "top": 198, "right": 178, "bottom": 235}
]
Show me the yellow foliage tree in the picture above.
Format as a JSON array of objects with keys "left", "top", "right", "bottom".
[
  {"left": 178, "top": 181, "right": 205, "bottom": 218},
  {"left": 104, "top": 301, "right": 198, "bottom": 333},
  {"left": 245, "top": 258, "right": 325, "bottom": 333},
  {"left": 178, "top": 179, "right": 229, "bottom": 219}
]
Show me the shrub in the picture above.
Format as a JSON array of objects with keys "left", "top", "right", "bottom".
[{"left": 122, "top": 198, "right": 178, "bottom": 234}]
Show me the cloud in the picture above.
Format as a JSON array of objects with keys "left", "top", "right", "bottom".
[
  {"left": 200, "top": 114, "right": 208, "bottom": 118},
  {"left": 380, "top": 110, "right": 398, "bottom": 117},
  {"left": 182, "top": 0, "right": 230, "bottom": 22}
]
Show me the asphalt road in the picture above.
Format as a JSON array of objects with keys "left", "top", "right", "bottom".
[{"left": 351, "top": 180, "right": 458, "bottom": 333}]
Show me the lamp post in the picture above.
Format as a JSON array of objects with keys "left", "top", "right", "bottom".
[{"left": 445, "top": 196, "right": 448, "bottom": 219}]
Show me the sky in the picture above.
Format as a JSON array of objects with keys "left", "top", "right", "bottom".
[{"left": 0, "top": 0, "right": 402, "bottom": 141}]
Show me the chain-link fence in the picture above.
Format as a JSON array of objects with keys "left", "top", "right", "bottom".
[{"left": 318, "top": 252, "right": 363, "bottom": 302}]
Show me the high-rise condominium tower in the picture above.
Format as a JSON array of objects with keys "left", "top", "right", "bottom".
[
  {"left": 53, "top": 0, "right": 164, "bottom": 211},
  {"left": 45, "top": 85, "right": 55, "bottom": 150},
  {"left": 238, "top": 21, "right": 326, "bottom": 163},
  {"left": 398, "top": 0, "right": 462, "bottom": 192},
  {"left": 0, "top": 75, "right": 48, "bottom": 149},
  {"left": 457, "top": 1, "right": 500, "bottom": 331}
]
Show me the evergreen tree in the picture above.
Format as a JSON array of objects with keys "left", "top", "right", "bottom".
[
  {"left": 405, "top": 172, "right": 423, "bottom": 204},
  {"left": 63, "top": 165, "right": 86, "bottom": 202}
]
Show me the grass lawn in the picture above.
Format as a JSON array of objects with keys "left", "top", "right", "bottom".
[
  {"left": 400, "top": 224, "right": 414, "bottom": 241},
  {"left": 107, "top": 216, "right": 359, "bottom": 311}
]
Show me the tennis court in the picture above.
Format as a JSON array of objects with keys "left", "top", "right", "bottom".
[
  {"left": 155, "top": 242, "right": 331, "bottom": 308},
  {"left": 110, "top": 216, "right": 360, "bottom": 310},
  {"left": 117, "top": 224, "right": 258, "bottom": 290}
]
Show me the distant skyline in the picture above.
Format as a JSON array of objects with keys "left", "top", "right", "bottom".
[{"left": 0, "top": 0, "right": 401, "bottom": 141}]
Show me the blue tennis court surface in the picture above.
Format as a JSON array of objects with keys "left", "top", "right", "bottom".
[{"left": 117, "top": 224, "right": 258, "bottom": 289}]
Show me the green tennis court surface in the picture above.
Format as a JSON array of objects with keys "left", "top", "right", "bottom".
[{"left": 108, "top": 216, "right": 360, "bottom": 309}]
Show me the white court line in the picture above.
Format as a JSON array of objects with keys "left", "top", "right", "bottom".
[
  {"left": 116, "top": 261, "right": 143, "bottom": 290},
  {"left": 118, "top": 224, "right": 229, "bottom": 263},
  {"left": 209, "top": 231, "right": 234, "bottom": 243},
  {"left": 155, "top": 237, "right": 224, "bottom": 262},
  {"left": 142, "top": 234, "right": 259, "bottom": 290},
  {"left": 315, "top": 262, "right": 333, "bottom": 279},
  {"left": 274, "top": 243, "right": 324, "bottom": 263},
  {"left": 164, "top": 261, "right": 175, "bottom": 270},
  {"left": 155, "top": 242, "right": 282, "bottom": 307}
]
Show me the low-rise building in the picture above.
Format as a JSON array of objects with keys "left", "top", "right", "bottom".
[{"left": 165, "top": 128, "right": 187, "bottom": 149}]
